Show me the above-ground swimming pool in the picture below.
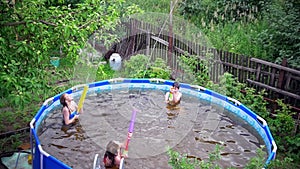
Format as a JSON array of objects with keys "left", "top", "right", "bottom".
[{"left": 30, "top": 78, "right": 277, "bottom": 169}]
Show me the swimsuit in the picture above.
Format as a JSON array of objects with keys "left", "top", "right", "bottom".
[
  {"left": 69, "top": 111, "right": 79, "bottom": 119},
  {"left": 62, "top": 105, "right": 79, "bottom": 125}
]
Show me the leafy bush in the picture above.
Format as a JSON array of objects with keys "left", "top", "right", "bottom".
[
  {"left": 121, "top": 54, "right": 171, "bottom": 79},
  {"left": 268, "top": 100, "right": 300, "bottom": 162},
  {"left": 178, "top": 54, "right": 210, "bottom": 86},
  {"left": 0, "top": 0, "right": 143, "bottom": 148},
  {"left": 178, "top": 0, "right": 300, "bottom": 68},
  {"left": 257, "top": 1, "right": 300, "bottom": 68},
  {"left": 96, "top": 63, "right": 115, "bottom": 81}
]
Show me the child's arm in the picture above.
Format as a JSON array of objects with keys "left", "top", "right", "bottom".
[
  {"left": 165, "top": 92, "right": 171, "bottom": 103},
  {"left": 63, "top": 107, "right": 78, "bottom": 125}
]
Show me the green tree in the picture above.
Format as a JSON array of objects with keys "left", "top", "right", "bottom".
[
  {"left": 178, "top": 0, "right": 300, "bottom": 68},
  {"left": 0, "top": 0, "right": 142, "bottom": 152},
  {"left": 258, "top": 0, "right": 300, "bottom": 67},
  {"left": 0, "top": 0, "right": 141, "bottom": 107}
]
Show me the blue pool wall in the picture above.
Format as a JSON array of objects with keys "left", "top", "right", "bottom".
[{"left": 30, "top": 78, "right": 277, "bottom": 169}]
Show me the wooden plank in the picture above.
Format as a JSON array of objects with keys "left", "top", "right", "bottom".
[
  {"left": 251, "top": 58, "right": 300, "bottom": 76},
  {"left": 174, "top": 34, "right": 178, "bottom": 70},
  {"left": 270, "top": 67, "right": 276, "bottom": 86},
  {"left": 230, "top": 52, "right": 234, "bottom": 76},
  {"left": 247, "top": 79, "right": 300, "bottom": 100},
  {"left": 238, "top": 55, "right": 244, "bottom": 83},
  {"left": 243, "top": 56, "right": 249, "bottom": 83},
  {"left": 235, "top": 53, "right": 239, "bottom": 80},
  {"left": 219, "top": 61, "right": 256, "bottom": 72},
  {"left": 232, "top": 52, "right": 235, "bottom": 76},
  {"left": 284, "top": 73, "right": 292, "bottom": 91},
  {"left": 224, "top": 51, "right": 228, "bottom": 72},
  {"left": 233, "top": 53, "right": 237, "bottom": 77},
  {"left": 248, "top": 58, "right": 255, "bottom": 88},
  {"left": 256, "top": 63, "right": 261, "bottom": 81},
  {"left": 151, "top": 35, "right": 168, "bottom": 46},
  {"left": 213, "top": 48, "right": 218, "bottom": 82},
  {"left": 228, "top": 52, "right": 232, "bottom": 74},
  {"left": 277, "top": 58, "right": 287, "bottom": 89},
  {"left": 220, "top": 50, "right": 224, "bottom": 77},
  {"left": 220, "top": 50, "right": 225, "bottom": 75},
  {"left": 146, "top": 30, "right": 150, "bottom": 56}
]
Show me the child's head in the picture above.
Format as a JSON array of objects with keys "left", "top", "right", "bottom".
[
  {"left": 60, "top": 93, "right": 68, "bottom": 107},
  {"left": 173, "top": 82, "right": 180, "bottom": 89},
  {"left": 60, "top": 93, "right": 72, "bottom": 107},
  {"left": 103, "top": 141, "right": 122, "bottom": 168}
]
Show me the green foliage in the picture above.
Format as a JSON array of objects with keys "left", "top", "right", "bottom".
[
  {"left": 206, "top": 73, "right": 270, "bottom": 119},
  {"left": 178, "top": 0, "right": 300, "bottom": 68},
  {"left": 244, "top": 147, "right": 266, "bottom": 169},
  {"left": 179, "top": 0, "right": 266, "bottom": 27},
  {"left": 272, "top": 100, "right": 296, "bottom": 136},
  {"left": 122, "top": 54, "right": 171, "bottom": 79},
  {"left": 122, "top": 54, "right": 149, "bottom": 77},
  {"left": 257, "top": 1, "right": 300, "bottom": 68},
  {"left": 268, "top": 156, "right": 297, "bottom": 169},
  {"left": 0, "top": 1, "right": 141, "bottom": 100},
  {"left": 145, "top": 58, "right": 171, "bottom": 79},
  {"left": 45, "top": 0, "right": 85, "bottom": 7},
  {"left": 0, "top": 0, "right": 142, "bottom": 106},
  {"left": 178, "top": 54, "right": 210, "bottom": 86},
  {"left": 0, "top": 0, "right": 142, "bottom": 151},
  {"left": 168, "top": 145, "right": 223, "bottom": 169},
  {"left": 266, "top": 99, "right": 300, "bottom": 162},
  {"left": 96, "top": 63, "right": 115, "bottom": 81},
  {"left": 168, "top": 148, "right": 197, "bottom": 169},
  {"left": 0, "top": 133, "right": 27, "bottom": 153}
]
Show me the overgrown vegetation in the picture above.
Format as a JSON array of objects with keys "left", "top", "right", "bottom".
[
  {"left": 119, "top": 54, "right": 171, "bottom": 79},
  {"left": 168, "top": 145, "right": 223, "bottom": 169},
  {"left": 0, "top": 0, "right": 141, "bottom": 152},
  {"left": 178, "top": 0, "right": 300, "bottom": 68}
]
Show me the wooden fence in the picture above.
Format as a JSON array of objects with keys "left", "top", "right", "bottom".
[{"left": 102, "top": 18, "right": 300, "bottom": 112}]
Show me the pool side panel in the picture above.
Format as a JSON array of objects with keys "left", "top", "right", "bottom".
[{"left": 32, "top": 78, "right": 277, "bottom": 169}]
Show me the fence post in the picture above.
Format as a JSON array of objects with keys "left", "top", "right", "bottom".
[
  {"left": 278, "top": 58, "right": 287, "bottom": 89},
  {"left": 146, "top": 30, "right": 150, "bottom": 56},
  {"left": 126, "top": 18, "right": 137, "bottom": 58},
  {"left": 273, "top": 58, "right": 287, "bottom": 113}
]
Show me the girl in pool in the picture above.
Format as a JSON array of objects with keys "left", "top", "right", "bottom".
[
  {"left": 60, "top": 93, "right": 82, "bottom": 125},
  {"left": 103, "top": 133, "right": 133, "bottom": 169},
  {"left": 165, "top": 81, "right": 182, "bottom": 106}
]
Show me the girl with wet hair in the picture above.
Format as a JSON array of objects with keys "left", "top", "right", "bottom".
[
  {"left": 103, "top": 141, "right": 121, "bottom": 169},
  {"left": 60, "top": 93, "right": 82, "bottom": 125},
  {"left": 103, "top": 133, "right": 133, "bottom": 169}
]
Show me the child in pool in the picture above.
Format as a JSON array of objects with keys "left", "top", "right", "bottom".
[
  {"left": 103, "top": 133, "right": 133, "bottom": 169},
  {"left": 165, "top": 81, "right": 182, "bottom": 106},
  {"left": 60, "top": 93, "right": 83, "bottom": 125}
]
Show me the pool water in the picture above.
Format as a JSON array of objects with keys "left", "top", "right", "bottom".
[{"left": 38, "top": 89, "right": 264, "bottom": 169}]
